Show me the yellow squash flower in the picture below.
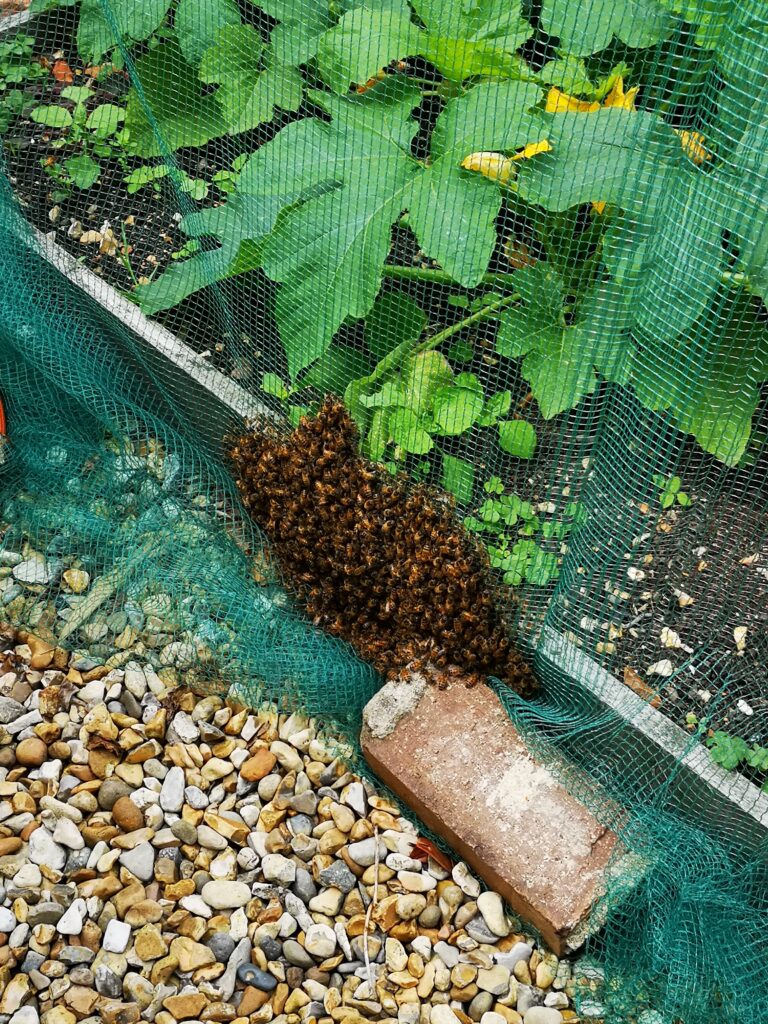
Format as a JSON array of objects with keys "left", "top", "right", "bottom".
[{"left": 461, "top": 140, "right": 552, "bottom": 183}]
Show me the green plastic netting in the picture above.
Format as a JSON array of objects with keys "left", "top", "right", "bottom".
[{"left": 0, "top": 0, "right": 766, "bottom": 1020}]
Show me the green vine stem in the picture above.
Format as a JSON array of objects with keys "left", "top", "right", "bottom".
[
  {"left": 383, "top": 265, "right": 522, "bottom": 289},
  {"left": 365, "top": 291, "right": 519, "bottom": 387}
]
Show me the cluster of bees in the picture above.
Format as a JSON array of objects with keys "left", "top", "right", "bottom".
[{"left": 230, "top": 397, "right": 538, "bottom": 697}]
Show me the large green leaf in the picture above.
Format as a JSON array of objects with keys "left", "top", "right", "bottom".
[
  {"left": 441, "top": 454, "right": 475, "bottom": 502},
  {"left": 200, "top": 25, "right": 303, "bottom": 134},
  {"left": 256, "top": 87, "right": 424, "bottom": 378},
  {"left": 317, "top": 0, "right": 532, "bottom": 91},
  {"left": 407, "top": 80, "right": 542, "bottom": 287},
  {"left": 431, "top": 382, "right": 485, "bottom": 434},
  {"left": 516, "top": 108, "right": 683, "bottom": 213},
  {"left": 632, "top": 298, "right": 768, "bottom": 465},
  {"left": 389, "top": 408, "right": 434, "bottom": 453},
  {"left": 364, "top": 291, "right": 427, "bottom": 361},
  {"left": 77, "top": 0, "right": 172, "bottom": 62},
  {"left": 255, "top": 82, "right": 542, "bottom": 377},
  {"left": 317, "top": 5, "right": 420, "bottom": 93},
  {"left": 498, "top": 420, "right": 537, "bottom": 457},
  {"left": 124, "top": 41, "right": 228, "bottom": 156},
  {"left": 135, "top": 194, "right": 282, "bottom": 314},
  {"left": 175, "top": 0, "right": 242, "bottom": 66},
  {"left": 540, "top": 0, "right": 673, "bottom": 56},
  {"left": 519, "top": 324, "right": 599, "bottom": 418},
  {"left": 263, "top": 0, "right": 334, "bottom": 66},
  {"left": 656, "top": 0, "right": 733, "bottom": 49},
  {"left": 411, "top": 0, "right": 533, "bottom": 49},
  {"left": 496, "top": 266, "right": 633, "bottom": 417}
]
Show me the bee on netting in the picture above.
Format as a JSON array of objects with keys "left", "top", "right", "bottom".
[{"left": 229, "top": 397, "right": 538, "bottom": 697}]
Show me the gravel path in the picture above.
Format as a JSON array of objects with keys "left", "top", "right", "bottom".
[{"left": 0, "top": 625, "right": 601, "bottom": 1024}]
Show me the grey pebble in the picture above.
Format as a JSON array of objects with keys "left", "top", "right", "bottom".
[
  {"left": 237, "top": 965, "right": 277, "bottom": 991},
  {"left": 26, "top": 903, "right": 64, "bottom": 927},
  {"left": 283, "top": 939, "right": 315, "bottom": 968},
  {"left": 259, "top": 936, "right": 283, "bottom": 962},
  {"left": 58, "top": 946, "right": 95, "bottom": 965},
  {"left": 98, "top": 778, "right": 133, "bottom": 811},
  {"left": 466, "top": 915, "right": 501, "bottom": 944},
  {"left": 516, "top": 984, "right": 545, "bottom": 1013},
  {"left": 292, "top": 868, "right": 318, "bottom": 904},
  {"left": 287, "top": 814, "right": 314, "bottom": 836},
  {"left": 468, "top": 992, "right": 494, "bottom": 1020},
  {"left": 208, "top": 933, "right": 237, "bottom": 964},
  {"left": 94, "top": 967, "right": 122, "bottom": 998},
  {"left": 171, "top": 819, "right": 197, "bottom": 844},
  {"left": 20, "top": 951, "right": 45, "bottom": 973},
  {"left": 318, "top": 861, "right": 356, "bottom": 893},
  {"left": 0, "top": 697, "right": 26, "bottom": 724}
]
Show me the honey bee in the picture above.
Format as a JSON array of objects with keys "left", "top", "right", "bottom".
[{"left": 229, "top": 397, "right": 538, "bottom": 698}]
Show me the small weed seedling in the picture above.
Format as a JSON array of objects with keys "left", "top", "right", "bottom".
[
  {"left": 0, "top": 35, "right": 49, "bottom": 134},
  {"left": 653, "top": 474, "right": 693, "bottom": 509},
  {"left": 31, "top": 85, "right": 128, "bottom": 199}
]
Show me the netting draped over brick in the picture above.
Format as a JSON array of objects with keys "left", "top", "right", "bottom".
[{"left": 0, "top": 0, "right": 766, "bottom": 1019}]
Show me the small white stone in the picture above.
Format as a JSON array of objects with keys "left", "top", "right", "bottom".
[
  {"left": 185, "top": 785, "right": 208, "bottom": 809},
  {"left": 523, "top": 1009, "right": 563, "bottom": 1024},
  {"left": 269, "top": 740, "right": 303, "bottom": 773},
  {"left": 167, "top": 711, "right": 200, "bottom": 744},
  {"left": 477, "top": 964, "right": 511, "bottom": 996},
  {"left": 118, "top": 841, "right": 155, "bottom": 882},
  {"left": 481, "top": 1014, "right": 508, "bottom": 1024},
  {"left": 341, "top": 781, "right": 367, "bottom": 817},
  {"left": 53, "top": 816, "right": 85, "bottom": 851},
  {"left": 431, "top": 1006, "right": 462, "bottom": 1024},
  {"left": 647, "top": 659, "right": 674, "bottom": 677},
  {"left": 201, "top": 880, "right": 251, "bottom": 909},
  {"left": 230, "top": 907, "right": 248, "bottom": 941},
  {"left": 544, "top": 993, "right": 569, "bottom": 1009},
  {"left": 477, "top": 891, "right": 510, "bottom": 937},
  {"left": 434, "top": 941, "right": 460, "bottom": 968},
  {"left": 159, "top": 766, "right": 185, "bottom": 812},
  {"left": 9, "top": 1007, "right": 38, "bottom": 1024},
  {"left": 347, "top": 837, "right": 387, "bottom": 867},
  {"left": 57, "top": 899, "right": 86, "bottom": 936},
  {"left": 452, "top": 861, "right": 481, "bottom": 898},
  {"left": 102, "top": 918, "right": 131, "bottom": 953},
  {"left": 397, "top": 869, "right": 436, "bottom": 892},
  {"left": 28, "top": 827, "right": 65, "bottom": 871},
  {"left": 304, "top": 923, "right": 336, "bottom": 958},
  {"left": 494, "top": 942, "right": 532, "bottom": 971},
  {"left": 385, "top": 938, "right": 408, "bottom": 972},
  {"left": 179, "top": 894, "right": 213, "bottom": 918},
  {"left": 13, "top": 558, "right": 52, "bottom": 585},
  {"left": 261, "top": 853, "right": 296, "bottom": 885},
  {"left": 0, "top": 907, "right": 16, "bottom": 932},
  {"left": 197, "top": 825, "right": 228, "bottom": 850},
  {"left": 385, "top": 853, "right": 423, "bottom": 872}
]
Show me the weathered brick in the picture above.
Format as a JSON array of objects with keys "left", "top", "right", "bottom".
[{"left": 361, "top": 677, "right": 624, "bottom": 954}]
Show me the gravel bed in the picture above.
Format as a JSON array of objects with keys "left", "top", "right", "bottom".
[{"left": 0, "top": 624, "right": 610, "bottom": 1024}]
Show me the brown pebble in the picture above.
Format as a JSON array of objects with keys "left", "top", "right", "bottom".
[
  {"left": 19, "top": 821, "right": 39, "bottom": 842},
  {"left": 240, "top": 748, "right": 277, "bottom": 783},
  {"left": 0, "top": 838, "right": 22, "bottom": 856},
  {"left": 239, "top": 987, "right": 271, "bottom": 1015},
  {"left": 111, "top": 796, "right": 144, "bottom": 832},
  {"left": 0, "top": 750, "right": 15, "bottom": 769}
]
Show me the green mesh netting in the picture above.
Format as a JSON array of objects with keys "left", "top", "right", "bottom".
[{"left": 0, "top": 0, "right": 767, "bottom": 1019}]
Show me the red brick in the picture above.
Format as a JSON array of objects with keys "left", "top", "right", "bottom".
[{"left": 361, "top": 677, "right": 624, "bottom": 954}]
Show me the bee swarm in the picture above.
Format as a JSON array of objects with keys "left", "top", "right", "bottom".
[{"left": 230, "top": 397, "right": 538, "bottom": 697}]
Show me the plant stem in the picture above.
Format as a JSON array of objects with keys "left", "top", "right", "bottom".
[
  {"left": 383, "top": 265, "right": 521, "bottom": 289},
  {"left": 366, "top": 292, "right": 519, "bottom": 386}
]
